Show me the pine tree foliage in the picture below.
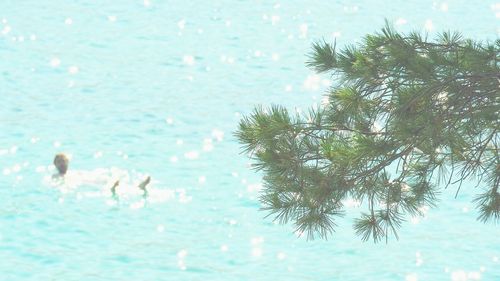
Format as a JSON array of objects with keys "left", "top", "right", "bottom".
[{"left": 236, "top": 23, "right": 500, "bottom": 242}]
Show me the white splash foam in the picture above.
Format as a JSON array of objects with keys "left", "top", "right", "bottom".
[
  {"left": 183, "top": 55, "right": 195, "bottom": 65},
  {"left": 177, "top": 249, "right": 188, "bottom": 258},
  {"left": 211, "top": 129, "right": 224, "bottom": 142},
  {"left": 202, "top": 138, "right": 213, "bottom": 152}
]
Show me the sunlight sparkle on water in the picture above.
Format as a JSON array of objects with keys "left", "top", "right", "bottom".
[
  {"left": 252, "top": 248, "right": 263, "bottom": 257},
  {"left": 450, "top": 270, "right": 481, "bottom": 281},
  {"left": 184, "top": 151, "right": 199, "bottom": 160},
  {"left": 250, "top": 237, "right": 263, "bottom": 253},
  {"left": 68, "top": 66, "right": 79, "bottom": 74},
  {"left": 405, "top": 273, "right": 418, "bottom": 281},
  {"left": 198, "top": 176, "right": 206, "bottom": 184},
  {"left": 177, "top": 19, "right": 186, "bottom": 30},
  {"left": 10, "top": 146, "right": 18, "bottom": 154},
  {"left": 203, "top": 138, "right": 213, "bottom": 152},
  {"left": 50, "top": 58, "right": 61, "bottom": 67},
  {"left": 424, "top": 19, "right": 434, "bottom": 31},
  {"left": 247, "top": 183, "right": 262, "bottom": 193},
  {"left": 277, "top": 252, "right": 286, "bottom": 260},
  {"left": 415, "top": 251, "right": 423, "bottom": 266},
  {"left": 156, "top": 225, "right": 165, "bottom": 233},
  {"left": 1, "top": 25, "right": 11, "bottom": 35},
  {"left": 396, "top": 18, "right": 408, "bottom": 25},
  {"left": 220, "top": 245, "right": 229, "bottom": 252},
  {"left": 271, "top": 15, "right": 280, "bottom": 25},
  {"left": 440, "top": 3, "right": 449, "bottom": 12},
  {"left": 299, "top": 23, "right": 308, "bottom": 38}
]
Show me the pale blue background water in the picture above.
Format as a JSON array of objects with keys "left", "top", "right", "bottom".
[{"left": 0, "top": 1, "right": 499, "bottom": 280}]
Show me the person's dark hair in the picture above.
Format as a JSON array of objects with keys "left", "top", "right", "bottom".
[{"left": 53, "top": 153, "right": 69, "bottom": 175}]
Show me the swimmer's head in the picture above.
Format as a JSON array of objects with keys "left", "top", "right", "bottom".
[{"left": 53, "top": 153, "right": 69, "bottom": 175}]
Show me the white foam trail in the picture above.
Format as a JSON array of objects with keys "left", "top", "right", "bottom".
[{"left": 43, "top": 168, "right": 176, "bottom": 204}]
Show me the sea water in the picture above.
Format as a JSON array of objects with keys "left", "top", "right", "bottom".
[{"left": 0, "top": 1, "right": 499, "bottom": 280}]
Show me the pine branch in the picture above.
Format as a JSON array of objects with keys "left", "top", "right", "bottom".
[{"left": 236, "top": 22, "right": 500, "bottom": 242}]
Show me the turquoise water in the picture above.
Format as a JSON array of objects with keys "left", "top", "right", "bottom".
[{"left": 1, "top": 1, "right": 499, "bottom": 280}]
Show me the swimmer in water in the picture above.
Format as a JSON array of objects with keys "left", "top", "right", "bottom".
[
  {"left": 51, "top": 154, "right": 152, "bottom": 198},
  {"left": 138, "top": 176, "right": 151, "bottom": 197},
  {"left": 53, "top": 153, "right": 69, "bottom": 179},
  {"left": 111, "top": 180, "right": 120, "bottom": 197}
]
